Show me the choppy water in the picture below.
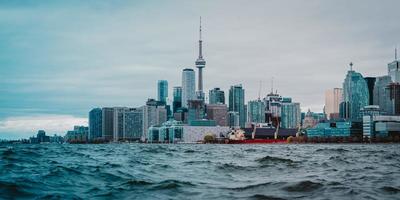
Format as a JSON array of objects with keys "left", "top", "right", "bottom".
[{"left": 1, "top": 144, "right": 400, "bottom": 200}]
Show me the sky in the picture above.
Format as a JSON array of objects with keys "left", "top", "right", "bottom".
[{"left": 0, "top": 0, "right": 399, "bottom": 139}]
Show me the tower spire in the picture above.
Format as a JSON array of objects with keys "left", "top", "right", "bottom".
[
  {"left": 396, "top": 48, "right": 398, "bottom": 61},
  {"left": 349, "top": 62, "right": 353, "bottom": 71},
  {"left": 198, "top": 16, "right": 203, "bottom": 59}
]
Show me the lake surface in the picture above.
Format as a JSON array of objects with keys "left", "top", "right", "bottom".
[{"left": 1, "top": 144, "right": 399, "bottom": 199}]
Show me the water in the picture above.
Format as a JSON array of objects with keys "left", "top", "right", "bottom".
[{"left": 1, "top": 144, "right": 399, "bottom": 200}]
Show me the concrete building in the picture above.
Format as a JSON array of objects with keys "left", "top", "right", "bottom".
[
  {"left": 325, "top": 88, "right": 343, "bottom": 120},
  {"left": 113, "top": 107, "right": 127, "bottom": 142},
  {"left": 89, "top": 108, "right": 102, "bottom": 141},
  {"left": 182, "top": 68, "right": 196, "bottom": 108},
  {"left": 102, "top": 107, "right": 114, "bottom": 141},
  {"left": 388, "top": 83, "right": 400, "bottom": 115},
  {"left": 65, "top": 126, "right": 89, "bottom": 143},
  {"left": 228, "top": 111, "right": 240, "bottom": 128},
  {"left": 142, "top": 99, "right": 167, "bottom": 141},
  {"left": 206, "top": 104, "right": 228, "bottom": 126},
  {"left": 123, "top": 108, "right": 143, "bottom": 141},
  {"left": 363, "top": 115, "right": 400, "bottom": 138},
  {"left": 209, "top": 88, "right": 225, "bottom": 104},
  {"left": 229, "top": 84, "right": 245, "bottom": 128}
]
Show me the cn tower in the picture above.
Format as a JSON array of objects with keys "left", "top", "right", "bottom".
[{"left": 195, "top": 17, "right": 206, "bottom": 100}]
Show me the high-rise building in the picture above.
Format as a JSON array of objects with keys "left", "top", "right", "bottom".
[
  {"left": 325, "top": 88, "right": 343, "bottom": 120},
  {"left": 157, "top": 80, "right": 168, "bottom": 104},
  {"left": 188, "top": 99, "right": 205, "bottom": 123},
  {"left": 206, "top": 104, "right": 228, "bottom": 126},
  {"left": 195, "top": 17, "right": 206, "bottom": 100},
  {"left": 247, "top": 99, "right": 265, "bottom": 123},
  {"left": 209, "top": 88, "right": 225, "bottom": 104},
  {"left": 342, "top": 63, "right": 369, "bottom": 121},
  {"left": 388, "top": 83, "right": 400, "bottom": 115},
  {"left": 113, "top": 107, "right": 126, "bottom": 142},
  {"left": 89, "top": 108, "right": 102, "bottom": 141},
  {"left": 364, "top": 77, "right": 376, "bottom": 105},
  {"left": 281, "top": 102, "right": 301, "bottom": 129},
  {"left": 123, "top": 108, "right": 143, "bottom": 141},
  {"left": 373, "top": 76, "right": 392, "bottom": 114},
  {"left": 182, "top": 68, "right": 196, "bottom": 108},
  {"left": 102, "top": 107, "right": 114, "bottom": 141},
  {"left": 388, "top": 49, "right": 400, "bottom": 83},
  {"left": 142, "top": 99, "right": 167, "bottom": 141},
  {"left": 173, "top": 86, "right": 182, "bottom": 113},
  {"left": 229, "top": 84, "right": 245, "bottom": 128}
]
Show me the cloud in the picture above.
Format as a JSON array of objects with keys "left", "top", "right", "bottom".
[{"left": 0, "top": 115, "right": 87, "bottom": 139}]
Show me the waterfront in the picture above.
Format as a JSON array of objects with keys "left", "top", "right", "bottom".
[{"left": 1, "top": 144, "right": 399, "bottom": 199}]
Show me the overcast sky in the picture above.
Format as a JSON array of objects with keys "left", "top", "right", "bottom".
[{"left": 1, "top": 0, "right": 399, "bottom": 139}]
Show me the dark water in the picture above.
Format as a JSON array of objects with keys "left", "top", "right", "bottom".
[{"left": 1, "top": 144, "right": 400, "bottom": 200}]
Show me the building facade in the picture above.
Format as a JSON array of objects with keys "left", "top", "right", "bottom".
[
  {"left": 281, "top": 102, "right": 301, "bottom": 129},
  {"left": 89, "top": 108, "right": 102, "bottom": 141},
  {"left": 209, "top": 88, "right": 225, "bottom": 104},
  {"left": 342, "top": 68, "right": 369, "bottom": 121},
  {"left": 206, "top": 104, "right": 228, "bottom": 126},
  {"left": 373, "top": 76, "right": 392, "bottom": 115},
  {"left": 123, "top": 108, "right": 143, "bottom": 141},
  {"left": 182, "top": 68, "right": 196, "bottom": 108},
  {"left": 229, "top": 84, "right": 245, "bottom": 128},
  {"left": 247, "top": 99, "right": 265, "bottom": 124},
  {"left": 173, "top": 86, "right": 182, "bottom": 113},
  {"left": 325, "top": 88, "right": 343, "bottom": 120},
  {"left": 157, "top": 80, "right": 168, "bottom": 104},
  {"left": 102, "top": 107, "right": 114, "bottom": 141}
]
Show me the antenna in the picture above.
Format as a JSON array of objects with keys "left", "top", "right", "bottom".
[
  {"left": 396, "top": 48, "right": 398, "bottom": 60},
  {"left": 349, "top": 62, "right": 353, "bottom": 71},
  {"left": 258, "top": 80, "right": 262, "bottom": 100},
  {"left": 199, "top": 16, "right": 202, "bottom": 41}
]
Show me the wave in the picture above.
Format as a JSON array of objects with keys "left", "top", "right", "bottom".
[
  {"left": 151, "top": 180, "right": 195, "bottom": 190},
  {"left": 256, "top": 156, "right": 297, "bottom": 165},
  {"left": 282, "top": 180, "right": 323, "bottom": 192},
  {"left": 381, "top": 186, "right": 400, "bottom": 194},
  {"left": 248, "top": 194, "right": 287, "bottom": 200}
]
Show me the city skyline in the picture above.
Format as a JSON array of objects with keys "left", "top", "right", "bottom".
[{"left": 1, "top": 0, "right": 400, "bottom": 139}]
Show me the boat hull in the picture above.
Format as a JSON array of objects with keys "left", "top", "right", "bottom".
[{"left": 228, "top": 139, "right": 287, "bottom": 144}]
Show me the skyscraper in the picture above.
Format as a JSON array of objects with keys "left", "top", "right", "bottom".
[
  {"left": 364, "top": 77, "right": 376, "bottom": 105},
  {"left": 173, "top": 86, "right": 182, "bottom": 113},
  {"left": 247, "top": 99, "right": 265, "bottom": 123},
  {"left": 388, "top": 48, "right": 400, "bottom": 83},
  {"left": 113, "top": 107, "right": 126, "bottom": 142},
  {"left": 209, "top": 88, "right": 225, "bottom": 104},
  {"left": 142, "top": 99, "right": 167, "bottom": 141},
  {"left": 89, "top": 108, "right": 102, "bottom": 141},
  {"left": 373, "top": 76, "right": 392, "bottom": 114},
  {"left": 342, "top": 63, "right": 369, "bottom": 120},
  {"left": 325, "top": 88, "right": 343, "bottom": 120},
  {"left": 102, "top": 107, "right": 114, "bottom": 141},
  {"left": 157, "top": 80, "right": 168, "bottom": 104},
  {"left": 195, "top": 17, "right": 206, "bottom": 101},
  {"left": 182, "top": 68, "right": 195, "bottom": 108},
  {"left": 123, "top": 108, "right": 143, "bottom": 141},
  {"left": 229, "top": 84, "right": 245, "bottom": 128},
  {"left": 281, "top": 102, "right": 301, "bottom": 128}
]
